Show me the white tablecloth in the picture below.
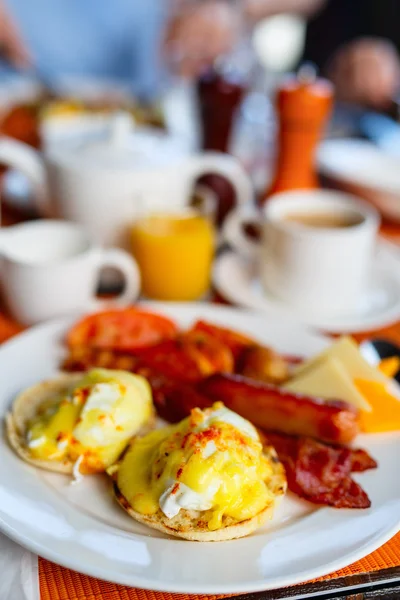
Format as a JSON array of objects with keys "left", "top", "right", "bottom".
[{"left": 0, "top": 533, "right": 39, "bottom": 600}]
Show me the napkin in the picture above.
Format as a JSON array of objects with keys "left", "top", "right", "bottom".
[{"left": 0, "top": 532, "right": 39, "bottom": 600}]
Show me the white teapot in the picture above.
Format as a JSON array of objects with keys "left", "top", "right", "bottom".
[{"left": 0, "top": 114, "right": 252, "bottom": 248}]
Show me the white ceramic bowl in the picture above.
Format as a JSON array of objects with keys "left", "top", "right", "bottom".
[{"left": 318, "top": 138, "right": 400, "bottom": 222}]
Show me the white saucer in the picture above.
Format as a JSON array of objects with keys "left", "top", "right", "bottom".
[{"left": 213, "top": 241, "right": 400, "bottom": 333}]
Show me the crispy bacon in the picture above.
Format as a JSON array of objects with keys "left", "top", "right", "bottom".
[
  {"left": 264, "top": 432, "right": 376, "bottom": 509},
  {"left": 197, "top": 373, "right": 360, "bottom": 444},
  {"left": 349, "top": 448, "right": 378, "bottom": 472}
]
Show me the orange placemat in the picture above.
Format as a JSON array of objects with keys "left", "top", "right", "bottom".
[{"left": 39, "top": 533, "right": 400, "bottom": 600}]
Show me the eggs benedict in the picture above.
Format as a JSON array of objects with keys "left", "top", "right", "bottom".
[
  {"left": 111, "top": 402, "right": 286, "bottom": 541},
  {"left": 6, "top": 368, "right": 153, "bottom": 476}
]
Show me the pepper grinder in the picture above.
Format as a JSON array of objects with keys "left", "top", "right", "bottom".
[{"left": 260, "top": 65, "right": 333, "bottom": 204}]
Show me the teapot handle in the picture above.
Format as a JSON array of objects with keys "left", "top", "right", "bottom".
[
  {"left": 187, "top": 152, "right": 253, "bottom": 207},
  {"left": 0, "top": 136, "right": 51, "bottom": 217}
]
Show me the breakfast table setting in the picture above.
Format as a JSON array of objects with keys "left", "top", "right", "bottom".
[{"left": 0, "top": 67, "right": 399, "bottom": 600}]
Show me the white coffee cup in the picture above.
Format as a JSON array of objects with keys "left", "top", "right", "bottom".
[
  {"left": 224, "top": 190, "right": 380, "bottom": 316},
  {"left": 0, "top": 220, "right": 141, "bottom": 325}
]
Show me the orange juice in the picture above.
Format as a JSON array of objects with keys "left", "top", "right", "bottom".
[{"left": 131, "top": 212, "right": 215, "bottom": 301}]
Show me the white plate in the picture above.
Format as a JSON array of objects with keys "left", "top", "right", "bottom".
[
  {"left": 213, "top": 246, "right": 400, "bottom": 333},
  {"left": 0, "top": 302, "right": 399, "bottom": 594},
  {"left": 318, "top": 139, "right": 400, "bottom": 196},
  {"left": 317, "top": 139, "right": 400, "bottom": 223}
]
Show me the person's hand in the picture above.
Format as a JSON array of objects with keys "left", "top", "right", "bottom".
[
  {"left": 165, "top": 0, "right": 241, "bottom": 78},
  {"left": 0, "top": 1, "right": 31, "bottom": 68},
  {"left": 329, "top": 38, "right": 400, "bottom": 110}
]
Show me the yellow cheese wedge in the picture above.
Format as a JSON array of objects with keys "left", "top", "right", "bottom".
[
  {"left": 295, "top": 336, "right": 389, "bottom": 385},
  {"left": 285, "top": 356, "right": 372, "bottom": 412}
]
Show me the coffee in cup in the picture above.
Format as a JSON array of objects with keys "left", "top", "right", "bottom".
[{"left": 282, "top": 210, "right": 365, "bottom": 229}]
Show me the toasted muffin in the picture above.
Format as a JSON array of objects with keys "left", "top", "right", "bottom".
[
  {"left": 112, "top": 444, "right": 286, "bottom": 542},
  {"left": 6, "top": 369, "right": 154, "bottom": 475},
  {"left": 6, "top": 373, "right": 82, "bottom": 473},
  {"left": 110, "top": 403, "right": 287, "bottom": 542}
]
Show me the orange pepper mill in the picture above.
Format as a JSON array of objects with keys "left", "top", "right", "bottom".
[{"left": 261, "top": 66, "right": 333, "bottom": 204}]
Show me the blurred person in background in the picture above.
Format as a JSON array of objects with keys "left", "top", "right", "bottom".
[
  {"left": 304, "top": 0, "right": 400, "bottom": 111},
  {"left": 0, "top": 0, "right": 170, "bottom": 98},
  {"left": 2, "top": 0, "right": 398, "bottom": 109},
  {"left": 0, "top": 0, "right": 324, "bottom": 99}
]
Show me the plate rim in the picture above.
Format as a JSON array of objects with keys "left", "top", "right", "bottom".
[
  {"left": 1, "top": 514, "right": 399, "bottom": 594},
  {"left": 317, "top": 138, "right": 400, "bottom": 196}
]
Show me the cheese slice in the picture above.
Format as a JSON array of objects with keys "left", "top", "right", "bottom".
[
  {"left": 295, "top": 336, "right": 389, "bottom": 385},
  {"left": 285, "top": 356, "right": 372, "bottom": 412}
]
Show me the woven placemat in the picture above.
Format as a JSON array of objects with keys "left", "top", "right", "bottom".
[{"left": 39, "top": 532, "right": 400, "bottom": 600}]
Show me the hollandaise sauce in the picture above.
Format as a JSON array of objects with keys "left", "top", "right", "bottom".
[
  {"left": 26, "top": 369, "right": 153, "bottom": 473},
  {"left": 117, "top": 403, "right": 274, "bottom": 531}
]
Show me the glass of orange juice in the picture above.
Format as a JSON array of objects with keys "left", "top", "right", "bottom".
[{"left": 131, "top": 207, "right": 215, "bottom": 301}]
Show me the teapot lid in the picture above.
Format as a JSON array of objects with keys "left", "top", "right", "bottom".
[{"left": 60, "top": 112, "right": 190, "bottom": 169}]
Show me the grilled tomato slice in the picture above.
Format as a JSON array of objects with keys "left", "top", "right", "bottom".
[{"left": 66, "top": 308, "right": 178, "bottom": 352}]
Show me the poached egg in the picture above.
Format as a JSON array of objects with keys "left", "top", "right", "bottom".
[
  {"left": 116, "top": 403, "right": 275, "bottom": 531},
  {"left": 26, "top": 368, "right": 153, "bottom": 473}
]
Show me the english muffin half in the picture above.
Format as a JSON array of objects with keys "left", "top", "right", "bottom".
[
  {"left": 112, "top": 445, "right": 286, "bottom": 541},
  {"left": 6, "top": 373, "right": 82, "bottom": 473},
  {"left": 110, "top": 403, "right": 287, "bottom": 541},
  {"left": 6, "top": 369, "right": 154, "bottom": 475}
]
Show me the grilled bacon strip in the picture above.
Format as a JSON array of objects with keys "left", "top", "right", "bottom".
[
  {"left": 349, "top": 448, "right": 378, "bottom": 472},
  {"left": 264, "top": 432, "right": 377, "bottom": 509},
  {"left": 197, "top": 374, "right": 360, "bottom": 444}
]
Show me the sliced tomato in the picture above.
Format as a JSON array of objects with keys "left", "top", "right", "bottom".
[{"left": 66, "top": 308, "right": 178, "bottom": 351}]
